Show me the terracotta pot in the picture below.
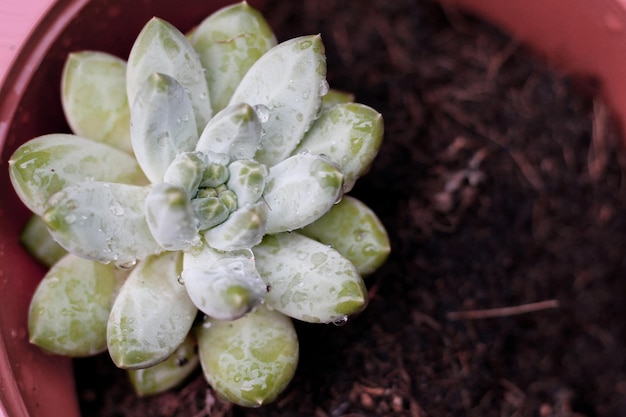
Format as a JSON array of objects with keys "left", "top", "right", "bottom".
[
  {"left": 0, "top": 1, "right": 263, "bottom": 417},
  {"left": 1, "top": 1, "right": 626, "bottom": 416},
  {"left": 440, "top": 0, "right": 626, "bottom": 134}
]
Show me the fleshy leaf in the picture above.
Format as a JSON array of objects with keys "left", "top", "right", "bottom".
[
  {"left": 61, "top": 51, "right": 132, "bottom": 153},
  {"left": 226, "top": 159, "right": 268, "bottom": 206},
  {"left": 130, "top": 73, "right": 198, "bottom": 183},
  {"left": 300, "top": 196, "right": 390, "bottom": 276},
  {"left": 162, "top": 152, "right": 205, "bottom": 197},
  {"left": 195, "top": 305, "right": 298, "bottom": 407},
  {"left": 253, "top": 232, "right": 367, "bottom": 323},
  {"left": 195, "top": 103, "right": 262, "bottom": 160},
  {"left": 191, "top": 2, "right": 277, "bottom": 112},
  {"left": 107, "top": 251, "right": 197, "bottom": 369},
  {"left": 320, "top": 88, "right": 354, "bottom": 112},
  {"left": 128, "top": 333, "right": 199, "bottom": 396},
  {"left": 202, "top": 201, "right": 268, "bottom": 251},
  {"left": 229, "top": 35, "right": 327, "bottom": 166},
  {"left": 20, "top": 215, "right": 67, "bottom": 267},
  {"left": 43, "top": 182, "right": 162, "bottom": 265},
  {"left": 8, "top": 134, "right": 147, "bottom": 216},
  {"left": 263, "top": 153, "right": 343, "bottom": 234},
  {"left": 144, "top": 183, "right": 200, "bottom": 251},
  {"left": 126, "top": 17, "right": 212, "bottom": 132},
  {"left": 28, "top": 254, "right": 120, "bottom": 356},
  {"left": 182, "top": 246, "right": 267, "bottom": 320},
  {"left": 294, "top": 102, "right": 383, "bottom": 192}
]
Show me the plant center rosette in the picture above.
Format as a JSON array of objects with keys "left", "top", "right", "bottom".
[{"left": 8, "top": 2, "right": 390, "bottom": 407}]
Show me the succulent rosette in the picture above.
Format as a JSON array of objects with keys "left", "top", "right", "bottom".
[{"left": 8, "top": 2, "right": 390, "bottom": 407}]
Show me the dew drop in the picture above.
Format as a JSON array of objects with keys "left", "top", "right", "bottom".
[
  {"left": 254, "top": 104, "right": 270, "bottom": 123},
  {"left": 115, "top": 259, "right": 136, "bottom": 270},
  {"left": 109, "top": 200, "right": 125, "bottom": 216},
  {"left": 318, "top": 79, "right": 329, "bottom": 96},
  {"left": 332, "top": 316, "right": 348, "bottom": 326},
  {"left": 156, "top": 132, "right": 170, "bottom": 147},
  {"left": 64, "top": 214, "right": 77, "bottom": 224},
  {"left": 177, "top": 275, "right": 185, "bottom": 285}
]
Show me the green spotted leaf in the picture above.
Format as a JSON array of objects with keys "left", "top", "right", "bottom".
[
  {"left": 61, "top": 51, "right": 132, "bottom": 153},
  {"left": 294, "top": 102, "right": 383, "bottom": 192},
  {"left": 8, "top": 134, "right": 147, "bottom": 216},
  {"left": 107, "top": 251, "right": 197, "bottom": 369},
  {"left": 28, "top": 254, "right": 121, "bottom": 356},
  {"left": 196, "top": 305, "right": 298, "bottom": 407},
  {"left": 191, "top": 2, "right": 276, "bottom": 112},
  {"left": 128, "top": 333, "right": 199, "bottom": 396},
  {"left": 300, "top": 196, "right": 390, "bottom": 276},
  {"left": 253, "top": 232, "right": 367, "bottom": 323}
]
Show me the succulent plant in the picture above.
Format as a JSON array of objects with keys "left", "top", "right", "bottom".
[{"left": 8, "top": 2, "right": 389, "bottom": 407}]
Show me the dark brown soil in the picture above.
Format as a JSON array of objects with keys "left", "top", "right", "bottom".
[{"left": 74, "top": 1, "right": 626, "bottom": 416}]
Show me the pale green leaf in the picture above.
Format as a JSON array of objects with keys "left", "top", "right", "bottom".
[
  {"left": 320, "top": 88, "right": 354, "bottom": 112},
  {"left": 196, "top": 305, "right": 298, "bottom": 407},
  {"left": 8, "top": 134, "right": 147, "bottom": 216},
  {"left": 263, "top": 154, "right": 343, "bottom": 234},
  {"left": 128, "top": 333, "right": 199, "bottom": 396},
  {"left": 126, "top": 17, "right": 212, "bottom": 131},
  {"left": 191, "top": 2, "right": 277, "bottom": 112},
  {"left": 229, "top": 35, "right": 326, "bottom": 166},
  {"left": 107, "top": 251, "right": 197, "bottom": 369},
  {"left": 253, "top": 232, "right": 367, "bottom": 323},
  {"left": 43, "top": 182, "right": 162, "bottom": 264},
  {"left": 20, "top": 214, "right": 67, "bottom": 267},
  {"left": 130, "top": 73, "right": 198, "bottom": 183},
  {"left": 61, "top": 51, "right": 132, "bottom": 153},
  {"left": 28, "top": 254, "right": 121, "bottom": 356},
  {"left": 294, "top": 102, "right": 383, "bottom": 192},
  {"left": 300, "top": 196, "right": 390, "bottom": 276}
]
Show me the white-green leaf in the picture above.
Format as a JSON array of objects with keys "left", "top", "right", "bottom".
[
  {"left": 203, "top": 201, "right": 268, "bottom": 251},
  {"left": 229, "top": 35, "right": 327, "bottom": 166},
  {"left": 28, "top": 254, "right": 120, "bottom": 356},
  {"left": 128, "top": 333, "right": 199, "bottom": 396},
  {"left": 8, "top": 134, "right": 147, "bottom": 215},
  {"left": 144, "top": 183, "right": 200, "bottom": 251},
  {"left": 43, "top": 182, "right": 162, "bottom": 265},
  {"left": 294, "top": 103, "right": 383, "bottom": 192},
  {"left": 130, "top": 73, "right": 198, "bottom": 183},
  {"left": 191, "top": 2, "right": 277, "bottom": 112},
  {"left": 61, "top": 51, "right": 132, "bottom": 153},
  {"left": 195, "top": 103, "right": 262, "bottom": 161},
  {"left": 107, "top": 251, "right": 197, "bottom": 369},
  {"left": 263, "top": 154, "right": 343, "bottom": 234},
  {"left": 196, "top": 305, "right": 298, "bottom": 407},
  {"left": 182, "top": 247, "right": 266, "bottom": 320},
  {"left": 127, "top": 17, "right": 212, "bottom": 132},
  {"left": 300, "top": 196, "right": 390, "bottom": 276},
  {"left": 162, "top": 152, "right": 205, "bottom": 197},
  {"left": 253, "top": 232, "right": 367, "bottom": 323}
]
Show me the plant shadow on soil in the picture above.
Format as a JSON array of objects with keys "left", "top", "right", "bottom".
[{"left": 74, "top": 1, "right": 626, "bottom": 416}]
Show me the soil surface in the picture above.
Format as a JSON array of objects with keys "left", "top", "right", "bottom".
[{"left": 74, "top": 1, "right": 626, "bottom": 416}]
